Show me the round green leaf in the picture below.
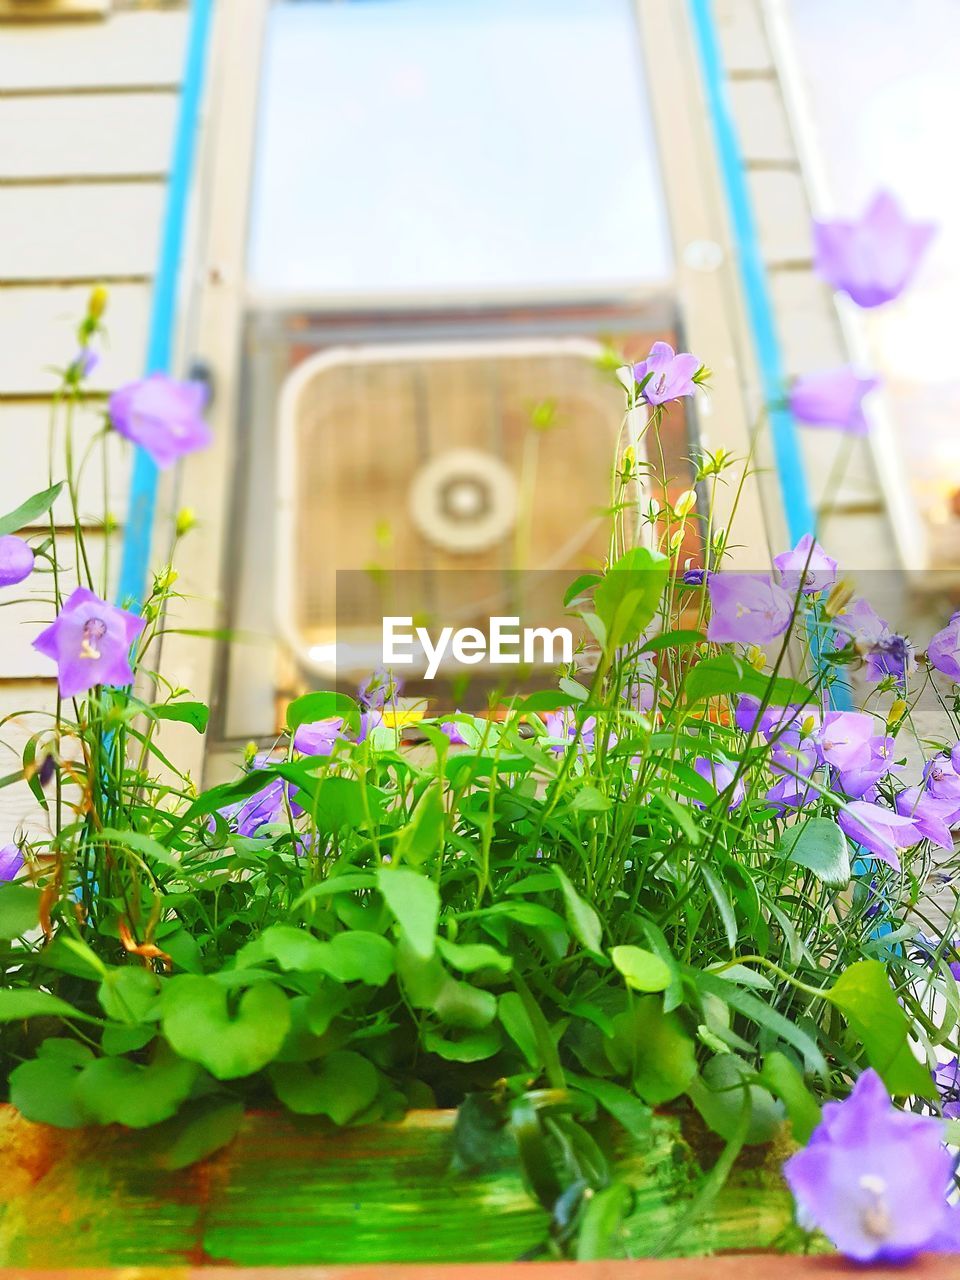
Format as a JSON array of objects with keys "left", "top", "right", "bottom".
[
  {"left": 377, "top": 866, "right": 439, "bottom": 959},
  {"left": 779, "top": 817, "right": 851, "bottom": 888},
  {"left": 75, "top": 1048, "right": 198, "bottom": 1128},
  {"left": 270, "top": 1050, "right": 378, "bottom": 1122},
  {"left": 161, "top": 975, "right": 291, "bottom": 1079},
  {"left": 610, "top": 945, "right": 672, "bottom": 993}
]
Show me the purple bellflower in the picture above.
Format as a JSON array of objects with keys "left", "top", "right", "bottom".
[
  {"left": 813, "top": 190, "right": 936, "bottom": 309},
  {"left": 783, "top": 1069, "right": 958, "bottom": 1263},
  {"left": 838, "top": 735, "right": 898, "bottom": 799},
  {"left": 773, "top": 534, "right": 838, "bottom": 597},
  {"left": 894, "top": 786, "right": 956, "bottom": 851},
  {"left": 0, "top": 535, "right": 34, "bottom": 587},
  {"left": 789, "top": 367, "right": 880, "bottom": 436},
  {"left": 294, "top": 712, "right": 381, "bottom": 756},
  {"left": 706, "top": 574, "right": 795, "bottom": 646},
  {"left": 108, "top": 373, "right": 211, "bottom": 469},
  {"left": 219, "top": 753, "right": 303, "bottom": 837},
  {"left": 440, "top": 718, "right": 469, "bottom": 746},
  {"left": 358, "top": 667, "right": 401, "bottom": 710},
  {"left": 833, "top": 599, "right": 914, "bottom": 685},
  {"left": 33, "top": 587, "right": 145, "bottom": 699},
  {"left": 693, "top": 756, "right": 745, "bottom": 811},
  {"left": 928, "top": 612, "right": 960, "bottom": 682},
  {"left": 0, "top": 845, "right": 24, "bottom": 882},
  {"left": 934, "top": 1058, "right": 960, "bottom": 1120},
  {"left": 631, "top": 342, "right": 699, "bottom": 407},
  {"left": 837, "top": 800, "right": 921, "bottom": 871},
  {"left": 818, "top": 710, "right": 875, "bottom": 773}
]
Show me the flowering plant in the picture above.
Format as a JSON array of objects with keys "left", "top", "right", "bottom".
[{"left": 0, "top": 276, "right": 958, "bottom": 1263}]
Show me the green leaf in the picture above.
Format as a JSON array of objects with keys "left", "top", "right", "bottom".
[
  {"left": 567, "top": 1073, "right": 652, "bottom": 1139},
  {"left": 700, "top": 863, "right": 738, "bottom": 951},
  {"left": 74, "top": 1047, "right": 198, "bottom": 1128},
  {"left": 779, "top": 817, "right": 851, "bottom": 888},
  {"left": 553, "top": 866, "right": 603, "bottom": 955},
  {"left": 759, "top": 1051, "right": 822, "bottom": 1144},
  {"left": 827, "top": 960, "right": 935, "bottom": 1097},
  {"left": 576, "top": 1182, "right": 632, "bottom": 1262},
  {"left": 270, "top": 1051, "right": 378, "bottom": 1121},
  {"left": 433, "top": 979, "right": 497, "bottom": 1030},
  {"left": 422, "top": 1026, "right": 502, "bottom": 1062},
  {"left": 151, "top": 700, "right": 210, "bottom": 733},
  {"left": 437, "top": 938, "right": 512, "bottom": 975},
  {"left": 498, "top": 991, "right": 540, "bottom": 1068},
  {"left": 639, "top": 629, "right": 705, "bottom": 654},
  {"left": 98, "top": 965, "right": 162, "bottom": 1024},
  {"left": 161, "top": 976, "right": 291, "bottom": 1080},
  {"left": 563, "top": 572, "right": 602, "bottom": 607},
  {"left": 377, "top": 866, "right": 439, "bottom": 960},
  {"left": 9, "top": 1053, "right": 90, "bottom": 1128},
  {"left": 688, "top": 1055, "right": 784, "bottom": 1146},
  {"left": 569, "top": 785, "right": 612, "bottom": 814},
  {"left": 0, "top": 884, "right": 41, "bottom": 938},
  {"left": 0, "top": 987, "right": 91, "bottom": 1023},
  {"left": 395, "top": 783, "right": 444, "bottom": 866},
  {"left": 311, "top": 776, "right": 380, "bottom": 833},
  {"left": 610, "top": 945, "right": 672, "bottom": 993},
  {"left": 0, "top": 482, "right": 63, "bottom": 536},
  {"left": 323, "top": 931, "right": 395, "bottom": 986},
  {"left": 605, "top": 997, "right": 696, "bottom": 1104},
  {"left": 152, "top": 1097, "right": 245, "bottom": 1170},
  {"left": 286, "top": 690, "right": 360, "bottom": 734},
  {"left": 683, "top": 653, "right": 810, "bottom": 707},
  {"left": 593, "top": 547, "right": 670, "bottom": 651}
]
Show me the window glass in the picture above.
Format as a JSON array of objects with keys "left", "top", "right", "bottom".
[{"left": 247, "top": 0, "right": 673, "bottom": 299}]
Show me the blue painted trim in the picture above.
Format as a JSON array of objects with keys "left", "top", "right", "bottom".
[
  {"left": 117, "top": 0, "right": 215, "bottom": 608},
  {"left": 686, "top": 0, "right": 852, "bottom": 713},
  {"left": 687, "top": 0, "right": 815, "bottom": 543}
]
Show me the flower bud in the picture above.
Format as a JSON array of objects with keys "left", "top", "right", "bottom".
[
  {"left": 674, "top": 489, "right": 697, "bottom": 518},
  {"left": 175, "top": 507, "right": 197, "bottom": 537},
  {"left": 824, "top": 579, "right": 855, "bottom": 619},
  {"left": 888, "top": 698, "right": 907, "bottom": 727},
  {"left": 669, "top": 527, "right": 684, "bottom": 551},
  {"left": 746, "top": 645, "right": 766, "bottom": 671},
  {"left": 153, "top": 566, "right": 178, "bottom": 593},
  {"left": 87, "top": 285, "right": 108, "bottom": 321}
]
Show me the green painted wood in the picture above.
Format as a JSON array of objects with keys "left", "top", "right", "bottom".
[{"left": 0, "top": 1106, "right": 797, "bottom": 1267}]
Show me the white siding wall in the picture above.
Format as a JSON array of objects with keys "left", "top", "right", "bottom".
[{"left": 0, "top": 7, "right": 187, "bottom": 840}]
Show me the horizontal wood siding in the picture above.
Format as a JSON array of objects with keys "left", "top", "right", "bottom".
[{"left": 0, "top": 6, "right": 187, "bottom": 841}]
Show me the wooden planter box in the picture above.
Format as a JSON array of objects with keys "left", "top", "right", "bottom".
[
  {"left": 0, "top": 1102, "right": 801, "bottom": 1268},
  {"left": 0, "top": 1103, "right": 955, "bottom": 1275}
]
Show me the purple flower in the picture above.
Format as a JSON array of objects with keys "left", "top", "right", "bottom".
[
  {"left": 32, "top": 587, "right": 145, "bottom": 698},
  {"left": 813, "top": 190, "right": 936, "bottom": 309},
  {"left": 734, "top": 695, "right": 815, "bottom": 739},
  {"left": 923, "top": 753, "right": 960, "bottom": 806},
  {"left": 681, "top": 568, "right": 705, "bottom": 586},
  {"left": 69, "top": 347, "right": 99, "bottom": 381},
  {"left": 818, "top": 710, "right": 875, "bottom": 773},
  {"left": 219, "top": 753, "right": 303, "bottom": 837},
  {"left": 294, "top": 712, "right": 381, "bottom": 756},
  {"left": 773, "top": 534, "right": 838, "bottom": 596},
  {"left": 623, "top": 655, "right": 656, "bottom": 715},
  {"left": 0, "top": 535, "right": 34, "bottom": 587},
  {"left": 769, "top": 729, "right": 819, "bottom": 782},
  {"left": 358, "top": 667, "right": 401, "bottom": 710},
  {"left": 108, "top": 374, "right": 211, "bottom": 469},
  {"left": 631, "top": 342, "right": 699, "bottom": 407},
  {"left": 766, "top": 773, "right": 818, "bottom": 814},
  {"left": 833, "top": 599, "right": 914, "bottom": 685},
  {"left": 928, "top": 612, "right": 960, "bottom": 683},
  {"left": 693, "top": 756, "right": 744, "bottom": 810},
  {"left": 838, "top": 735, "right": 898, "bottom": 799},
  {"left": 544, "top": 710, "right": 614, "bottom": 756},
  {"left": 894, "top": 786, "right": 955, "bottom": 851},
  {"left": 789, "top": 368, "right": 880, "bottom": 436},
  {"left": 934, "top": 1058, "right": 960, "bottom": 1120},
  {"left": 783, "top": 1069, "right": 955, "bottom": 1262},
  {"left": 706, "top": 574, "right": 795, "bottom": 646},
  {"left": 0, "top": 844, "right": 24, "bottom": 881},
  {"left": 837, "top": 800, "right": 921, "bottom": 871},
  {"left": 440, "top": 715, "right": 469, "bottom": 746}
]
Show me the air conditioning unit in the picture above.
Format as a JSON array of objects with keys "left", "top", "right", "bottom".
[{"left": 276, "top": 338, "right": 640, "bottom": 695}]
